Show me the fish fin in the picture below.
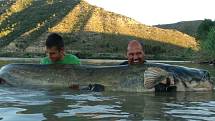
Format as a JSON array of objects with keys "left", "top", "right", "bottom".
[{"left": 144, "top": 67, "right": 169, "bottom": 89}]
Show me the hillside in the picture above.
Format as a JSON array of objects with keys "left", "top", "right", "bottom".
[
  {"left": 0, "top": 0, "right": 14, "bottom": 14},
  {"left": 0, "top": 0, "right": 198, "bottom": 59},
  {"left": 155, "top": 20, "right": 203, "bottom": 37}
]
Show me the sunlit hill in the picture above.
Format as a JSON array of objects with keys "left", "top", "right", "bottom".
[{"left": 0, "top": 0, "right": 198, "bottom": 59}]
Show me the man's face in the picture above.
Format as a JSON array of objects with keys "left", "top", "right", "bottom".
[
  {"left": 46, "top": 47, "right": 64, "bottom": 62},
  {"left": 127, "top": 43, "right": 145, "bottom": 65}
]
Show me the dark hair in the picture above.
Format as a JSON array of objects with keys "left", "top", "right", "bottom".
[{"left": 45, "top": 33, "right": 64, "bottom": 49}]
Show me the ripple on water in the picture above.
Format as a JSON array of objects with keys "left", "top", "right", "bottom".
[
  {"left": 0, "top": 87, "right": 52, "bottom": 106},
  {"left": 55, "top": 104, "right": 129, "bottom": 118},
  {"left": 56, "top": 92, "right": 130, "bottom": 120},
  {"left": 164, "top": 101, "right": 215, "bottom": 121},
  {"left": 0, "top": 107, "right": 46, "bottom": 121},
  {"left": 61, "top": 92, "right": 116, "bottom": 101}
]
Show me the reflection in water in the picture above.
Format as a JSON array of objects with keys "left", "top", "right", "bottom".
[
  {"left": 0, "top": 87, "right": 52, "bottom": 106},
  {"left": 56, "top": 104, "right": 129, "bottom": 119},
  {"left": 0, "top": 87, "right": 215, "bottom": 120},
  {"left": 56, "top": 93, "right": 129, "bottom": 120},
  {"left": 164, "top": 101, "right": 215, "bottom": 121},
  {"left": 0, "top": 87, "right": 49, "bottom": 121},
  {"left": 61, "top": 93, "right": 115, "bottom": 101},
  {"left": 163, "top": 92, "right": 215, "bottom": 121}
]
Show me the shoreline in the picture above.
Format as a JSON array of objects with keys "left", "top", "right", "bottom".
[{"left": 0, "top": 57, "right": 192, "bottom": 64}]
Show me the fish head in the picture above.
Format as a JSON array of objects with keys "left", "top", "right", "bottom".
[
  {"left": 174, "top": 69, "right": 213, "bottom": 91},
  {"left": 144, "top": 67, "right": 213, "bottom": 92}
]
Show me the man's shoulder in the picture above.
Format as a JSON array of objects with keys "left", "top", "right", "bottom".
[
  {"left": 40, "top": 57, "right": 51, "bottom": 64},
  {"left": 40, "top": 54, "right": 80, "bottom": 64},
  {"left": 65, "top": 54, "right": 80, "bottom": 61},
  {"left": 64, "top": 54, "right": 81, "bottom": 64}
]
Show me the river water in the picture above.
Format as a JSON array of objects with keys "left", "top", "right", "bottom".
[{"left": 0, "top": 59, "right": 215, "bottom": 121}]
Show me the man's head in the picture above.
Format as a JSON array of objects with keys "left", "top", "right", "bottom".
[
  {"left": 127, "top": 40, "right": 145, "bottom": 65},
  {"left": 45, "top": 33, "right": 65, "bottom": 62}
]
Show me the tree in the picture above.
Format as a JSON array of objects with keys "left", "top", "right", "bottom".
[
  {"left": 196, "top": 19, "right": 214, "bottom": 41},
  {"left": 201, "top": 27, "right": 215, "bottom": 59}
]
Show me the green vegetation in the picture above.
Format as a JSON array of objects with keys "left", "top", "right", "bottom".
[
  {"left": 196, "top": 19, "right": 215, "bottom": 60},
  {"left": 0, "top": 0, "right": 199, "bottom": 60},
  {"left": 155, "top": 20, "right": 202, "bottom": 37},
  {"left": 196, "top": 19, "right": 215, "bottom": 40},
  {"left": 156, "top": 19, "right": 215, "bottom": 61},
  {"left": 0, "top": 60, "right": 9, "bottom": 67},
  {"left": 202, "top": 28, "right": 215, "bottom": 57}
]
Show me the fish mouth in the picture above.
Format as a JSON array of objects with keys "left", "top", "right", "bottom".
[
  {"left": 177, "top": 70, "right": 213, "bottom": 91},
  {"left": 173, "top": 70, "right": 214, "bottom": 91},
  {"left": 200, "top": 70, "right": 211, "bottom": 81}
]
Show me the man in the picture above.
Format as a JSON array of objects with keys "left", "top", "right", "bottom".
[
  {"left": 120, "top": 40, "right": 145, "bottom": 65},
  {"left": 121, "top": 40, "right": 174, "bottom": 92},
  {"left": 40, "top": 33, "right": 81, "bottom": 64}
]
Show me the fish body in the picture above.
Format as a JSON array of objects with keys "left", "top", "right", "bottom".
[{"left": 0, "top": 63, "right": 213, "bottom": 92}]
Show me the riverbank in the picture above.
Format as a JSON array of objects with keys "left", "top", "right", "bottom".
[{"left": 0, "top": 57, "right": 192, "bottom": 65}]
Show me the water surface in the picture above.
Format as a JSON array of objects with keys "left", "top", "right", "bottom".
[{"left": 0, "top": 59, "right": 214, "bottom": 121}]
